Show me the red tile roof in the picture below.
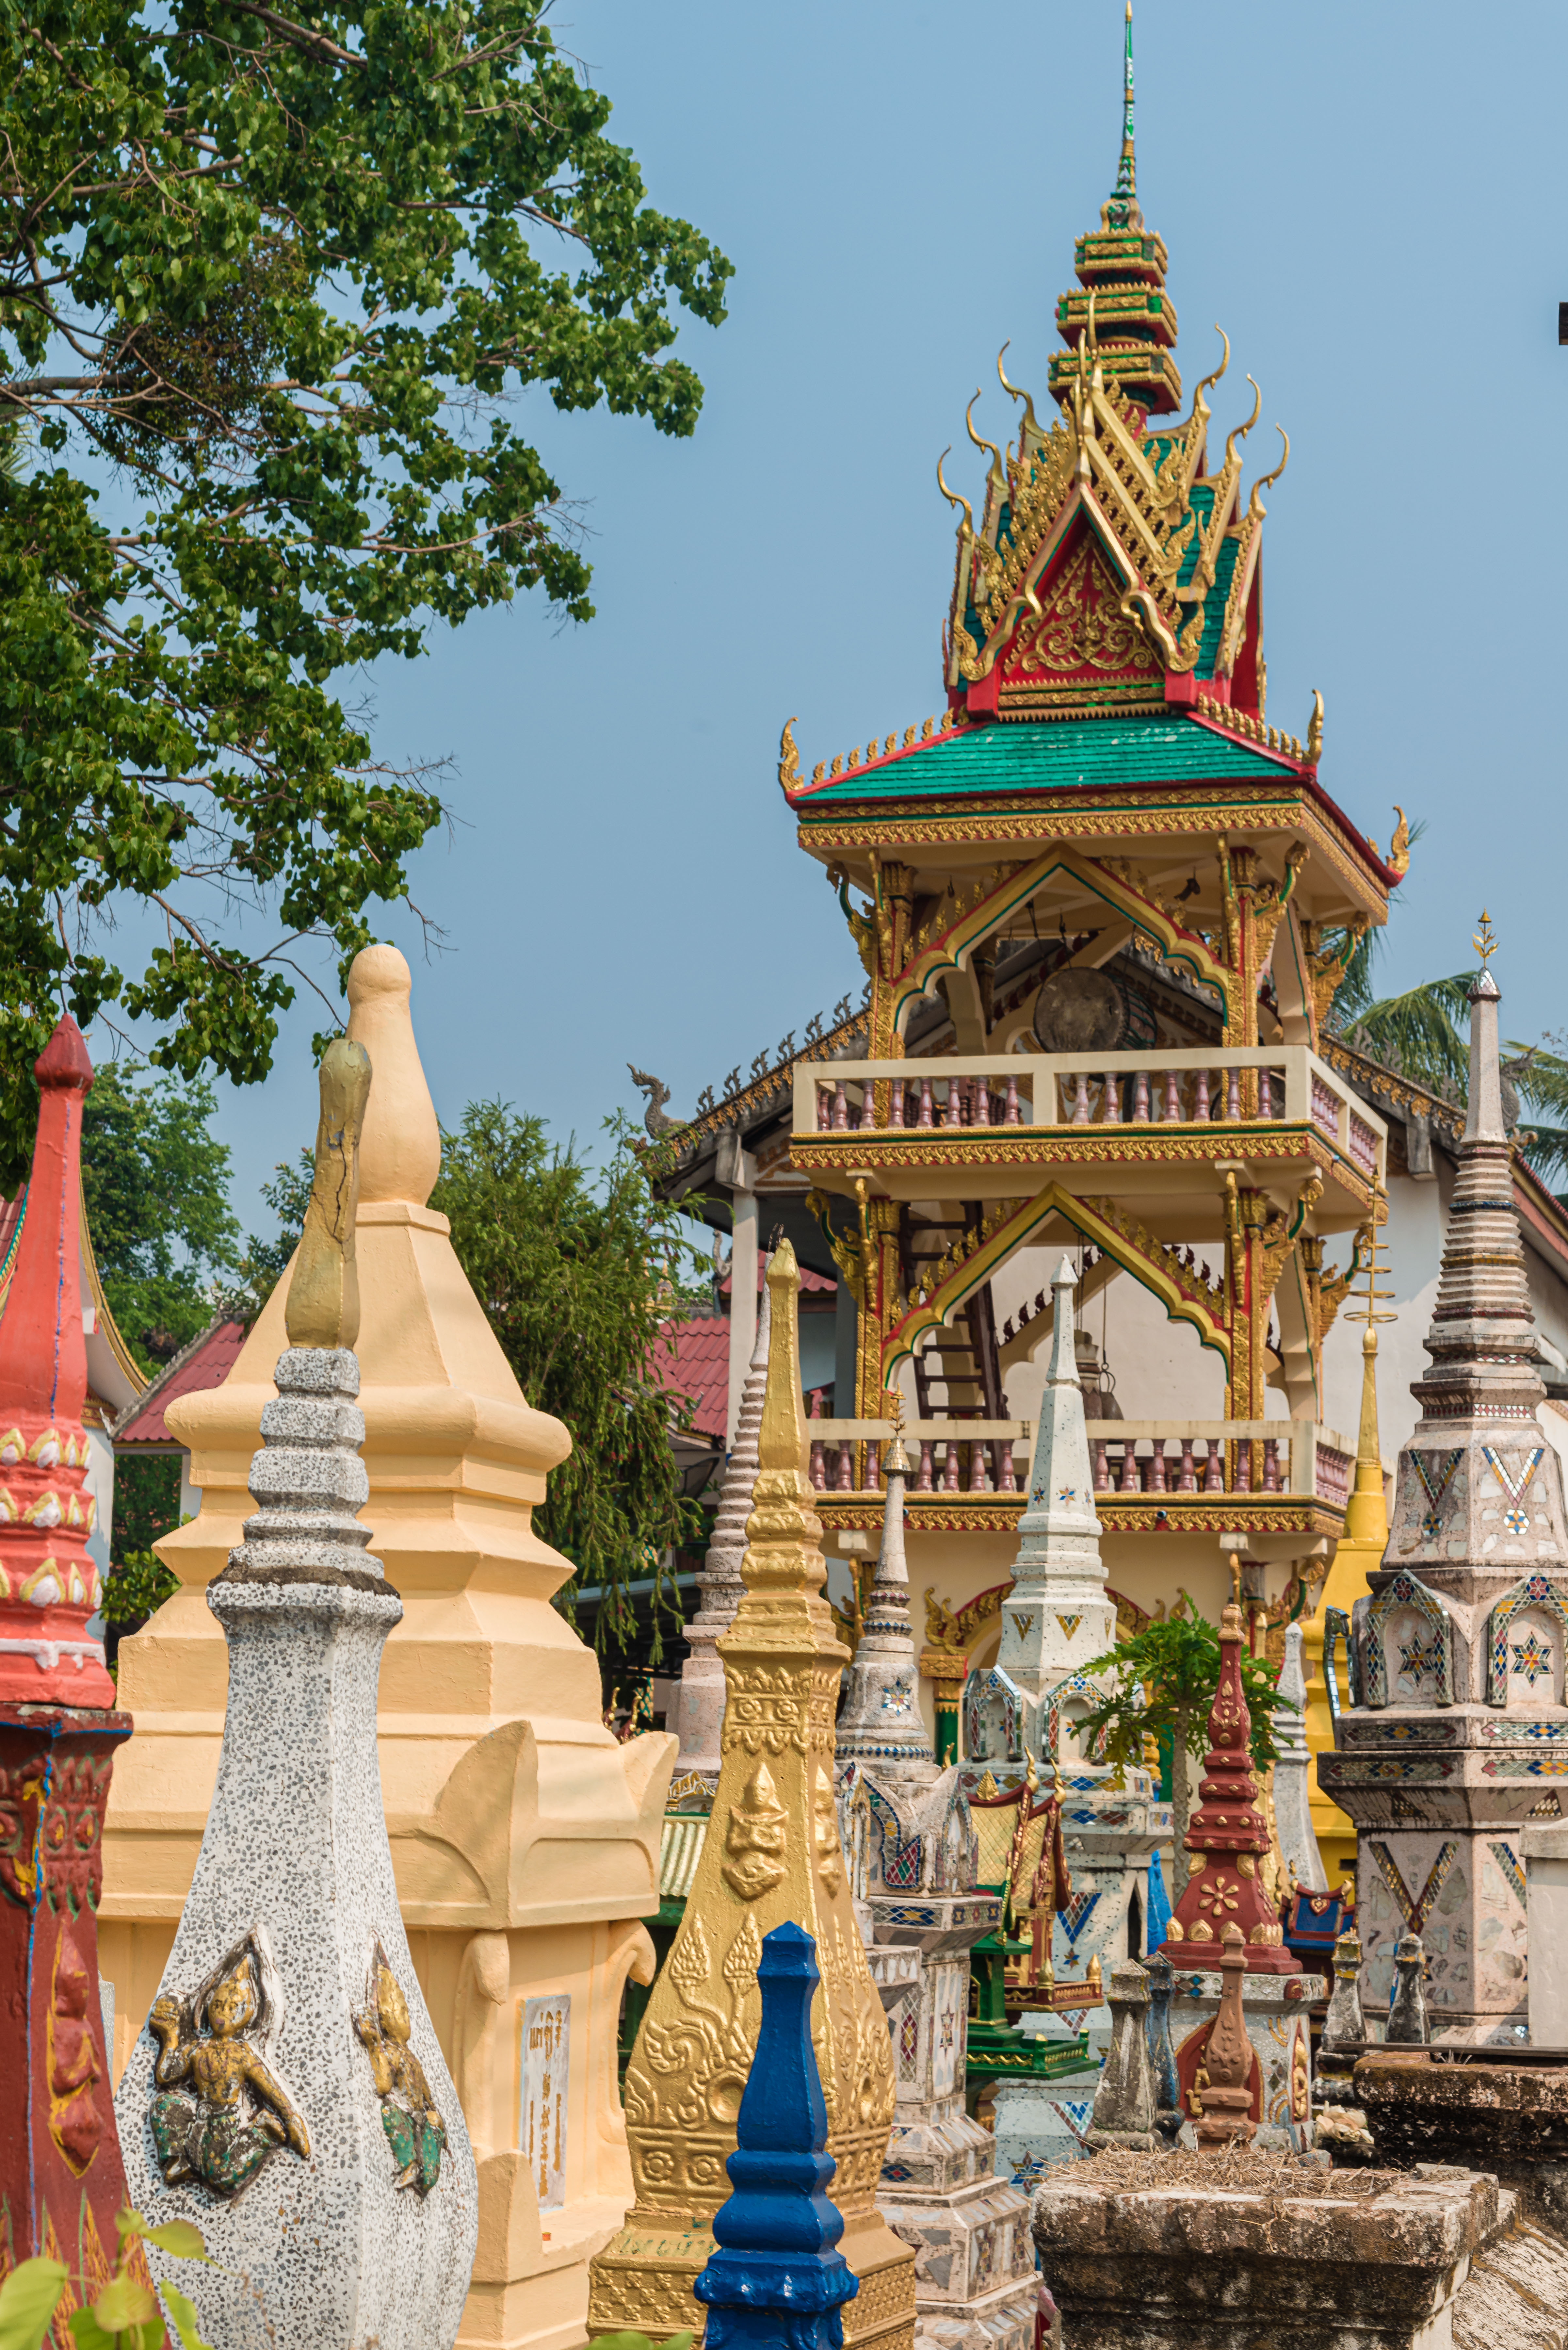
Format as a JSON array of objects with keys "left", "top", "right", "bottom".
[
  {"left": 652, "top": 1317, "right": 730, "bottom": 1445},
  {"left": 720, "top": 1260, "right": 835, "bottom": 1297},
  {"left": 115, "top": 1319, "right": 247, "bottom": 1446}
]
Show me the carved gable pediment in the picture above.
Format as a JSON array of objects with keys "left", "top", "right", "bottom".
[{"left": 996, "top": 525, "right": 1161, "bottom": 716}]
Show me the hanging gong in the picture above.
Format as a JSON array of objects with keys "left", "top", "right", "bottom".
[{"left": 1031, "top": 966, "right": 1125, "bottom": 1054}]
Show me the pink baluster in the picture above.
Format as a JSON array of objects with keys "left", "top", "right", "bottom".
[
  {"left": 890, "top": 1078, "right": 904, "bottom": 1129},
  {"left": 917, "top": 1077, "right": 934, "bottom": 1129},
  {"left": 1093, "top": 1439, "right": 1110, "bottom": 1491},
  {"left": 866, "top": 1442, "right": 881, "bottom": 1490},
  {"left": 1071, "top": 1072, "right": 1092, "bottom": 1125},
  {"left": 1147, "top": 1443, "right": 1167, "bottom": 1493},
  {"left": 1226, "top": 1067, "right": 1241, "bottom": 1119},
  {"left": 1102, "top": 1072, "right": 1122, "bottom": 1124},
  {"left": 1263, "top": 1437, "right": 1281, "bottom": 1493},
  {"left": 942, "top": 1081, "right": 960, "bottom": 1129},
  {"left": 998, "top": 1440, "right": 1017, "bottom": 1493},
  {"left": 970, "top": 1441, "right": 988, "bottom": 1493},
  {"left": 835, "top": 1441, "right": 854, "bottom": 1492},
  {"left": 1258, "top": 1069, "right": 1273, "bottom": 1118},
  {"left": 1235, "top": 1441, "right": 1251, "bottom": 1493},
  {"left": 918, "top": 1439, "right": 935, "bottom": 1492},
  {"left": 1003, "top": 1073, "right": 1020, "bottom": 1127},
  {"left": 1164, "top": 1069, "right": 1183, "bottom": 1121},
  {"left": 817, "top": 1084, "right": 831, "bottom": 1132},
  {"left": 942, "top": 1440, "right": 961, "bottom": 1493},
  {"left": 1204, "top": 1442, "right": 1224, "bottom": 1493},
  {"left": 1178, "top": 1435, "right": 1196, "bottom": 1492},
  {"left": 974, "top": 1077, "right": 990, "bottom": 1126},
  {"left": 810, "top": 1437, "right": 826, "bottom": 1489},
  {"left": 1132, "top": 1071, "right": 1151, "bottom": 1122},
  {"left": 832, "top": 1081, "right": 849, "bottom": 1131},
  {"left": 1120, "top": 1444, "right": 1141, "bottom": 1494},
  {"left": 1193, "top": 1068, "right": 1211, "bottom": 1120}
]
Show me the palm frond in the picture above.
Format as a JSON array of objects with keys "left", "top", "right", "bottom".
[
  {"left": 1338, "top": 971, "right": 1474, "bottom": 1098},
  {"left": 1519, "top": 1124, "right": 1568, "bottom": 1186}
]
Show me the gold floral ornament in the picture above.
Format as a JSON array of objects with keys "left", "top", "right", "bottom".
[
  {"left": 147, "top": 1928, "right": 309, "bottom": 2199},
  {"left": 355, "top": 1940, "right": 448, "bottom": 2195}
]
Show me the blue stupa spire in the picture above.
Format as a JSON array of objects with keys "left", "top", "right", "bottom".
[{"left": 693, "top": 1924, "right": 859, "bottom": 2350}]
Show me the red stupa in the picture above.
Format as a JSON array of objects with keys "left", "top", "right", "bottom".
[
  {"left": 1156, "top": 1600, "right": 1300, "bottom": 1974},
  {"left": 0, "top": 1018, "right": 143, "bottom": 2314},
  {"left": 0, "top": 1017, "right": 114, "bottom": 1708}
]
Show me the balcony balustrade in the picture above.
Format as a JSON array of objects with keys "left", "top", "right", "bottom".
[
  {"left": 795, "top": 1046, "right": 1384, "bottom": 1181},
  {"left": 803, "top": 1417, "right": 1352, "bottom": 1506}
]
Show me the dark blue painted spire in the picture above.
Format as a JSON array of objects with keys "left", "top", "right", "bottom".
[{"left": 693, "top": 1923, "right": 860, "bottom": 2350}]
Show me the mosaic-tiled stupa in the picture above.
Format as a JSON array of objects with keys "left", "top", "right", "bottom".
[{"left": 1321, "top": 934, "right": 1568, "bottom": 2032}]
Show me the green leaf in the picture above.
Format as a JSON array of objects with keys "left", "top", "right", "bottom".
[
  {"left": 0, "top": 2259, "right": 69, "bottom": 2350},
  {"left": 137, "top": 2222, "right": 208, "bottom": 2264},
  {"left": 90, "top": 2277, "right": 156, "bottom": 2334},
  {"left": 64, "top": 2310, "right": 115, "bottom": 2350},
  {"left": 162, "top": 2282, "right": 217, "bottom": 2350}
]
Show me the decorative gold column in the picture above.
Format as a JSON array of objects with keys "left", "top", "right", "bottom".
[{"left": 587, "top": 1244, "right": 915, "bottom": 2350}]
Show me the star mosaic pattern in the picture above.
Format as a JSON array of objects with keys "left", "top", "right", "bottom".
[
  {"left": 1398, "top": 1634, "right": 1442, "bottom": 1687},
  {"left": 1512, "top": 1631, "right": 1553, "bottom": 1687}
]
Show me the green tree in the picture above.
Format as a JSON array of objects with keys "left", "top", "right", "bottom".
[
  {"left": 1079, "top": 1596, "right": 1288, "bottom": 1899},
  {"left": 1321, "top": 928, "right": 1568, "bottom": 1184},
  {"left": 432, "top": 1106, "right": 707, "bottom": 1655},
  {"left": 82, "top": 1061, "right": 240, "bottom": 1374},
  {"left": 0, "top": 0, "right": 732, "bottom": 1183}
]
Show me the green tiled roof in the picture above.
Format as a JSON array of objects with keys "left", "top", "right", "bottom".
[{"left": 794, "top": 714, "right": 1296, "bottom": 810}]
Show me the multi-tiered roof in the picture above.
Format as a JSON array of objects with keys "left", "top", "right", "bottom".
[{"left": 782, "top": 8, "right": 1398, "bottom": 914}]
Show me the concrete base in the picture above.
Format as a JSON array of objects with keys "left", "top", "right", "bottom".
[
  {"left": 1357, "top": 2050, "right": 1568, "bottom": 2203},
  {"left": 990, "top": 2069, "right": 1104, "bottom": 2187},
  {"left": 1032, "top": 2153, "right": 1525, "bottom": 2348}
]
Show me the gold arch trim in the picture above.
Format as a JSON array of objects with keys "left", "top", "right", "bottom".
[
  {"left": 881, "top": 1180, "right": 1230, "bottom": 1387},
  {"left": 891, "top": 844, "right": 1238, "bottom": 1036}
]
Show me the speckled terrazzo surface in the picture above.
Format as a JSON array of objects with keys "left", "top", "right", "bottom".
[{"left": 114, "top": 1348, "right": 478, "bottom": 2350}]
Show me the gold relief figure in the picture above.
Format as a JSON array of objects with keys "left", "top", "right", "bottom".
[
  {"left": 720, "top": 1759, "right": 789, "bottom": 1899},
  {"left": 355, "top": 1940, "right": 447, "bottom": 2195},
  {"left": 147, "top": 1929, "right": 309, "bottom": 2199}
]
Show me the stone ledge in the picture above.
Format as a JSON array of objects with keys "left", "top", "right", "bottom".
[{"left": 1031, "top": 2149, "right": 1497, "bottom": 2345}]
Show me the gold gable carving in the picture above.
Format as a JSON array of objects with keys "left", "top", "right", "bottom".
[{"left": 1009, "top": 536, "right": 1158, "bottom": 682}]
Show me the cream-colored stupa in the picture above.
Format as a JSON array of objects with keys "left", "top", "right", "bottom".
[{"left": 101, "top": 944, "right": 675, "bottom": 2350}]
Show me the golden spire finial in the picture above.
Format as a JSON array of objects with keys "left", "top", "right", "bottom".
[
  {"left": 285, "top": 1036, "right": 373, "bottom": 1351},
  {"left": 1473, "top": 908, "right": 1499, "bottom": 964}
]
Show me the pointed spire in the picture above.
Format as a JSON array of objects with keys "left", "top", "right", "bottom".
[
  {"left": 675, "top": 1260, "right": 772, "bottom": 1777},
  {"left": 0, "top": 1016, "right": 115, "bottom": 1706},
  {"left": 1411, "top": 938, "right": 1540, "bottom": 1424},
  {"left": 836, "top": 1409, "right": 932, "bottom": 1764},
  {"left": 997, "top": 1256, "right": 1116, "bottom": 1748},
  {"left": 1109, "top": 0, "right": 1139, "bottom": 223},
  {"left": 1049, "top": 0, "right": 1177, "bottom": 415},
  {"left": 1155, "top": 1603, "right": 1300, "bottom": 1974}
]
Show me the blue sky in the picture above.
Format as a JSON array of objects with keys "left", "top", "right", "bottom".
[{"left": 134, "top": 0, "right": 1567, "bottom": 1230}]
